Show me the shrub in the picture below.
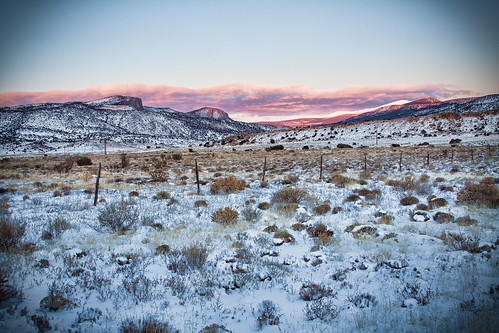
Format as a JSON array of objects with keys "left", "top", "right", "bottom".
[
  {"left": 53, "top": 157, "right": 75, "bottom": 173},
  {"left": 327, "top": 174, "right": 354, "bottom": 188},
  {"left": 387, "top": 176, "right": 415, "bottom": 192},
  {"left": 276, "top": 203, "right": 299, "bottom": 216},
  {"left": 271, "top": 187, "right": 309, "bottom": 204},
  {"left": 241, "top": 207, "right": 262, "bottom": 223},
  {"left": 345, "top": 194, "right": 361, "bottom": 202},
  {"left": 281, "top": 175, "right": 299, "bottom": 185},
  {"left": 353, "top": 188, "right": 380, "bottom": 200},
  {"left": 274, "top": 229, "right": 295, "bottom": 243},
  {"left": 0, "top": 215, "right": 25, "bottom": 252},
  {"left": 194, "top": 200, "right": 207, "bottom": 208},
  {"left": 303, "top": 298, "right": 339, "bottom": 322},
  {"left": 210, "top": 176, "right": 246, "bottom": 194},
  {"left": 40, "top": 285, "right": 74, "bottom": 311},
  {"left": 352, "top": 226, "right": 378, "bottom": 239},
  {"left": 433, "top": 212, "right": 454, "bottom": 223},
  {"left": 148, "top": 156, "right": 168, "bottom": 181},
  {"left": 374, "top": 212, "right": 392, "bottom": 224},
  {"left": 153, "top": 191, "right": 171, "bottom": 200},
  {"left": 211, "top": 207, "right": 239, "bottom": 226},
  {"left": 307, "top": 224, "right": 333, "bottom": 239},
  {"left": 416, "top": 203, "right": 429, "bottom": 211},
  {"left": 428, "top": 197, "right": 448, "bottom": 209},
  {"left": 256, "top": 300, "right": 280, "bottom": 329},
  {"left": 182, "top": 245, "right": 208, "bottom": 270},
  {"left": 263, "top": 225, "right": 278, "bottom": 233},
  {"left": 0, "top": 269, "right": 17, "bottom": 302},
  {"left": 98, "top": 199, "right": 139, "bottom": 233},
  {"left": 257, "top": 202, "right": 270, "bottom": 210},
  {"left": 299, "top": 283, "right": 335, "bottom": 301},
  {"left": 291, "top": 223, "right": 307, "bottom": 231},
  {"left": 31, "top": 315, "right": 51, "bottom": 332},
  {"left": 400, "top": 196, "right": 419, "bottom": 206},
  {"left": 170, "top": 153, "right": 182, "bottom": 160},
  {"left": 53, "top": 190, "right": 62, "bottom": 197},
  {"left": 129, "top": 191, "right": 139, "bottom": 197},
  {"left": 121, "top": 319, "right": 178, "bottom": 333},
  {"left": 48, "top": 217, "right": 70, "bottom": 238},
  {"left": 199, "top": 324, "right": 231, "bottom": 333},
  {"left": 399, "top": 282, "right": 434, "bottom": 306},
  {"left": 455, "top": 216, "right": 477, "bottom": 226},
  {"left": 265, "top": 145, "right": 284, "bottom": 151},
  {"left": 75, "top": 156, "right": 92, "bottom": 166},
  {"left": 120, "top": 154, "right": 130, "bottom": 168},
  {"left": 260, "top": 180, "right": 269, "bottom": 188},
  {"left": 348, "top": 292, "right": 376, "bottom": 308},
  {"left": 313, "top": 203, "right": 331, "bottom": 215},
  {"left": 457, "top": 178, "right": 499, "bottom": 208}
]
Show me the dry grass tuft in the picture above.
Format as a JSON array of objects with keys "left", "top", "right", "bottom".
[{"left": 313, "top": 203, "right": 331, "bottom": 215}]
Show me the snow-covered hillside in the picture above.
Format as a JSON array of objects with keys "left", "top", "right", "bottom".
[
  {"left": 0, "top": 96, "right": 273, "bottom": 155},
  {"left": 219, "top": 110, "right": 499, "bottom": 149}
]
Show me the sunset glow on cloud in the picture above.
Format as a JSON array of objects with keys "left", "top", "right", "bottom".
[{"left": 0, "top": 83, "right": 475, "bottom": 122}]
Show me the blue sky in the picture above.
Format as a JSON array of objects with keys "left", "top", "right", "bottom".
[{"left": 0, "top": 0, "right": 497, "bottom": 120}]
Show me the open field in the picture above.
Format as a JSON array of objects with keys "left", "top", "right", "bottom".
[{"left": 0, "top": 145, "right": 498, "bottom": 332}]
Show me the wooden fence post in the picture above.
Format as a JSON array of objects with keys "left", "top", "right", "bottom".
[
  {"left": 399, "top": 152, "right": 402, "bottom": 172},
  {"left": 262, "top": 156, "right": 267, "bottom": 182},
  {"left": 104, "top": 138, "right": 107, "bottom": 156},
  {"left": 195, "top": 159, "right": 200, "bottom": 195},
  {"left": 319, "top": 155, "right": 323, "bottom": 181},
  {"left": 363, "top": 153, "right": 367, "bottom": 171},
  {"left": 93, "top": 162, "right": 101, "bottom": 206}
]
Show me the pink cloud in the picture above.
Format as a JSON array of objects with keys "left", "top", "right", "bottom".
[{"left": 0, "top": 83, "right": 476, "bottom": 121}]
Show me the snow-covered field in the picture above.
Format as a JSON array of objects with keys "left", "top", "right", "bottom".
[{"left": 0, "top": 145, "right": 498, "bottom": 332}]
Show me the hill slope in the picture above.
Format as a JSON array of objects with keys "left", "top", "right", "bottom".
[{"left": 0, "top": 96, "right": 273, "bottom": 154}]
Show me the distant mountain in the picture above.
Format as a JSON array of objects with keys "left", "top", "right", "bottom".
[
  {"left": 257, "top": 113, "right": 357, "bottom": 128},
  {"left": 0, "top": 95, "right": 273, "bottom": 154},
  {"left": 337, "top": 94, "right": 499, "bottom": 125},
  {"left": 256, "top": 94, "right": 499, "bottom": 128}
]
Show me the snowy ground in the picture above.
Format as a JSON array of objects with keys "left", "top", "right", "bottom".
[{"left": 0, "top": 145, "right": 498, "bottom": 332}]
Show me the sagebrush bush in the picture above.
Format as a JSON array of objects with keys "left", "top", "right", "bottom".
[
  {"left": 75, "top": 156, "right": 92, "bottom": 166},
  {"left": 257, "top": 202, "right": 270, "bottom": 210},
  {"left": 211, "top": 207, "right": 239, "bottom": 226},
  {"left": 352, "top": 226, "right": 378, "bottom": 239},
  {"left": 428, "top": 197, "right": 448, "bottom": 209},
  {"left": 129, "top": 191, "right": 139, "bottom": 197},
  {"left": 153, "top": 191, "right": 171, "bottom": 200},
  {"left": 313, "top": 203, "right": 330, "bottom": 215},
  {"left": 457, "top": 178, "right": 499, "bottom": 208},
  {"left": 98, "top": 199, "right": 139, "bottom": 233},
  {"left": 299, "top": 283, "right": 335, "bottom": 301},
  {"left": 121, "top": 319, "right": 178, "bottom": 333},
  {"left": 194, "top": 200, "right": 207, "bottom": 208},
  {"left": 353, "top": 188, "right": 381, "bottom": 201},
  {"left": 0, "top": 268, "right": 17, "bottom": 302},
  {"left": 210, "top": 176, "right": 246, "bottom": 194},
  {"left": 455, "top": 216, "right": 477, "bottom": 226},
  {"left": 276, "top": 203, "right": 299, "bottom": 216},
  {"left": 0, "top": 214, "right": 25, "bottom": 252},
  {"left": 400, "top": 196, "right": 419, "bottom": 206},
  {"left": 241, "top": 207, "right": 262, "bottom": 223},
  {"left": 327, "top": 174, "right": 354, "bottom": 188},
  {"left": 303, "top": 298, "right": 339, "bottom": 322},
  {"left": 274, "top": 229, "right": 295, "bottom": 243},
  {"left": 281, "top": 175, "right": 299, "bottom": 185},
  {"left": 256, "top": 300, "right": 280, "bottom": 329},
  {"left": 271, "top": 187, "right": 309, "bottom": 204},
  {"left": 48, "top": 217, "right": 70, "bottom": 238}
]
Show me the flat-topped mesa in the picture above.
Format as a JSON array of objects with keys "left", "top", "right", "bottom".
[
  {"left": 87, "top": 95, "right": 144, "bottom": 111},
  {"left": 187, "top": 107, "right": 230, "bottom": 120}
]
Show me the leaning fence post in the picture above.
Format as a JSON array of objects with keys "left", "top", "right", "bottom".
[
  {"left": 262, "top": 156, "right": 267, "bottom": 182},
  {"left": 195, "top": 159, "right": 200, "bottom": 195},
  {"left": 93, "top": 162, "right": 101, "bottom": 206}
]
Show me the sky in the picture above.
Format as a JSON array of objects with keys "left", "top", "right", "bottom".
[{"left": 0, "top": 0, "right": 498, "bottom": 122}]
